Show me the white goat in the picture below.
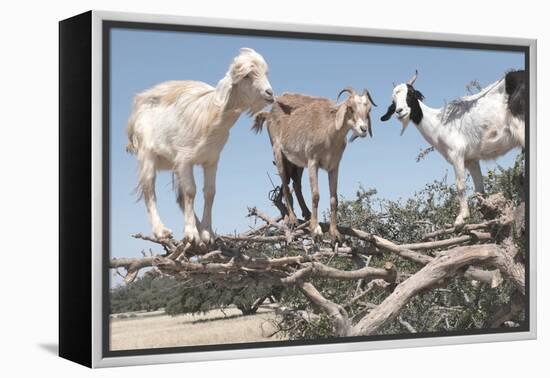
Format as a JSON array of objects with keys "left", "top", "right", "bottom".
[
  {"left": 380, "top": 70, "right": 525, "bottom": 226},
  {"left": 127, "top": 48, "right": 274, "bottom": 243},
  {"left": 252, "top": 88, "right": 376, "bottom": 241}
]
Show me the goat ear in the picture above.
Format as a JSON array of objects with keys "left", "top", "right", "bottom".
[
  {"left": 228, "top": 57, "right": 252, "bottom": 83},
  {"left": 231, "top": 66, "right": 250, "bottom": 83},
  {"left": 380, "top": 102, "right": 396, "bottom": 121},
  {"left": 414, "top": 90, "right": 424, "bottom": 101},
  {"left": 335, "top": 103, "right": 348, "bottom": 130},
  {"left": 277, "top": 99, "right": 296, "bottom": 115}
]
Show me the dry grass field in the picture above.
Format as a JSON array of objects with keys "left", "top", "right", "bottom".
[{"left": 110, "top": 305, "right": 285, "bottom": 351}]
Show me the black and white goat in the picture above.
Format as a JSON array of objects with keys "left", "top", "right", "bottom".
[{"left": 380, "top": 70, "right": 525, "bottom": 226}]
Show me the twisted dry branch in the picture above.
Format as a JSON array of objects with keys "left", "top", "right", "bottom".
[{"left": 109, "top": 193, "right": 525, "bottom": 337}]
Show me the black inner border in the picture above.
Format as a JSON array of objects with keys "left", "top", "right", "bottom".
[{"left": 102, "top": 19, "right": 531, "bottom": 358}]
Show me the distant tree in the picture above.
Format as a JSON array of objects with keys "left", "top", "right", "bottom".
[
  {"left": 165, "top": 281, "right": 282, "bottom": 316},
  {"left": 110, "top": 275, "right": 180, "bottom": 314},
  {"left": 111, "top": 272, "right": 283, "bottom": 316}
]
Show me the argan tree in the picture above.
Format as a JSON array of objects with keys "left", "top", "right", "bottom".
[{"left": 111, "top": 153, "right": 526, "bottom": 339}]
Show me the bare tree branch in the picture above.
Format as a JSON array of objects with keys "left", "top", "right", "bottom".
[
  {"left": 110, "top": 256, "right": 156, "bottom": 284},
  {"left": 399, "top": 317, "right": 417, "bottom": 333},
  {"left": 350, "top": 243, "right": 516, "bottom": 336},
  {"left": 110, "top": 191, "right": 526, "bottom": 340},
  {"left": 297, "top": 281, "right": 351, "bottom": 337}
]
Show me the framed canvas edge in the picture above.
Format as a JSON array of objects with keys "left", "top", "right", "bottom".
[{"left": 89, "top": 10, "right": 537, "bottom": 368}]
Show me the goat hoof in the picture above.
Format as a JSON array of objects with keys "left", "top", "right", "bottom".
[
  {"left": 286, "top": 215, "right": 298, "bottom": 228},
  {"left": 310, "top": 224, "right": 323, "bottom": 238},
  {"left": 154, "top": 227, "right": 173, "bottom": 239},
  {"left": 200, "top": 229, "right": 216, "bottom": 245},
  {"left": 330, "top": 229, "right": 342, "bottom": 243},
  {"left": 184, "top": 227, "right": 201, "bottom": 244}
]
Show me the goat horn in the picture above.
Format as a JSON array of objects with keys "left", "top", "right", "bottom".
[
  {"left": 392, "top": 82, "right": 397, "bottom": 88},
  {"left": 363, "top": 89, "right": 377, "bottom": 107},
  {"left": 337, "top": 87, "right": 356, "bottom": 102},
  {"left": 407, "top": 69, "right": 418, "bottom": 86}
]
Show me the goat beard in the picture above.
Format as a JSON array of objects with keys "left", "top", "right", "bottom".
[
  {"left": 400, "top": 119, "right": 410, "bottom": 136},
  {"left": 247, "top": 102, "right": 268, "bottom": 117},
  {"left": 247, "top": 98, "right": 271, "bottom": 116},
  {"left": 349, "top": 130, "right": 367, "bottom": 143},
  {"left": 349, "top": 133, "right": 359, "bottom": 143}
]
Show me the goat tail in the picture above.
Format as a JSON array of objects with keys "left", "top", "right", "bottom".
[
  {"left": 251, "top": 111, "right": 268, "bottom": 134},
  {"left": 125, "top": 106, "right": 141, "bottom": 154},
  {"left": 126, "top": 135, "right": 138, "bottom": 154}
]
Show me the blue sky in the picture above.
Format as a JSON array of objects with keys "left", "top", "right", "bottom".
[{"left": 109, "top": 28, "right": 524, "bottom": 268}]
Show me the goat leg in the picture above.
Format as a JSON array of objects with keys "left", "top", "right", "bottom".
[
  {"left": 328, "top": 168, "right": 342, "bottom": 242},
  {"left": 452, "top": 158, "right": 470, "bottom": 227},
  {"left": 466, "top": 160, "right": 485, "bottom": 194},
  {"left": 291, "top": 166, "right": 311, "bottom": 220},
  {"left": 274, "top": 148, "right": 298, "bottom": 226},
  {"left": 138, "top": 154, "right": 172, "bottom": 239},
  {"left": 177, "top": 163, "right": 202, "bottom": 244},
  {"left": 308, "top": 160, "right": 323, "bottom": 238},
  {"left": 199, "top": 162, "right": 217, "bottom": 244}
]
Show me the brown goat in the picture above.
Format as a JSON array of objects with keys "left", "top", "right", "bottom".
[{"left": 252, "top": 88, "right": 376, "bottom": 241}]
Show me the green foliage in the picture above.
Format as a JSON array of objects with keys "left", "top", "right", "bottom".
[
  {"left": 110, "top": 274, "right": 282, "bottom": 316},
  {"left": 111, "top": 153, "right": 525, "bottom": 340},
  {"left": 276, "top": 152, "right": 525, "bottom": 339},
  {"left": 485, "top": 152, "right": 525, "bottom": 205},
  {"left": 165, "top": 281, "right": 281, "bottom": 316},
  {"left": 110, "top": 275, "right": 181, "bottom": 314}
]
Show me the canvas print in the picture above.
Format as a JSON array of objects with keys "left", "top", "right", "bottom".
[{"left": 107, "top": 24, "right": 528, "bottom": 354}]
